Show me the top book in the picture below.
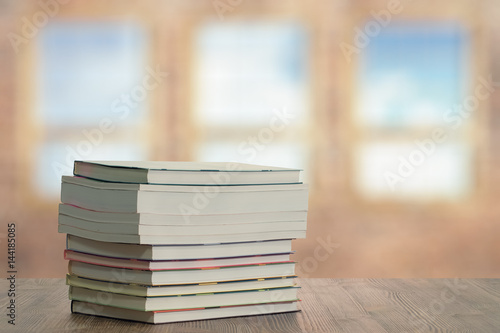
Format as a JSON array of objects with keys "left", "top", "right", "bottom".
[{"left": 73, "top": 161, "right": 302, "bottom": 185}]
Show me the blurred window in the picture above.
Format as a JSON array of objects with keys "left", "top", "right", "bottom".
[
  {"left": 353, "top": 22, "right": 472, "bottom": 200},
  {"left": 36, "top": 22, "right": 150, "bottom": 196},
  {"left": 192, "top": 21, "right": 310, "bottom": 176}
]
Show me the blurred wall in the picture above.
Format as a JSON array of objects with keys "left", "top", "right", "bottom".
[{"left": 1, "top": 0, "right": 500, "bottom": 278}]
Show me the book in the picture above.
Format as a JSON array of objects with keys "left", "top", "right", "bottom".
[
  {"left": 59, "top": 214, "right": 307, "bottom": 236},
  {"left": 73, "top": 161, "right": 301, "bottom": 185},
  {"left": 59, "top": 224, "right": 306, "bottom": 244},
  {"left": 69, "top": 285, "right": 299, "bottom": 311},
  {"left": 59, "top": 203, "right": 308, "bottom": 225},
  {"left": 61, "top": 176, "right": 309, "bottom": 214},
  {"left": 68, "top": 261, "right": 296, "bottom": 285},
  {"left": 66, "top": 274, "right": 297, "bottom": 297},
  {"left": 71, "top": 300, "right": 299, "bottom": 324},
  {"left": 59, "top": 161, "right": 309, "bottom": 324},
  {"left": 64, "top": 250, "right": 293, "bottom": 270},
  {"left": 66, "top": 235, "right": 294, "bottom": 260}
]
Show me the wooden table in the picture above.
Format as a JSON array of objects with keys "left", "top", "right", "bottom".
[{"left": 1, "top": 278, "right": 499, "bottom": 332}]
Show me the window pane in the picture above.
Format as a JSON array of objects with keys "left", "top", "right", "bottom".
[
  {"left": 38, "top": 22, "right": 148, "bottom": 126},
  {"left": 36, "top": 142, "right": 146, "bottom": 197},
  {"left": 194, "top": 21, "right": 309, "bottom": 126},
  {"left": 356, "top": 22, "right": 469, "bottom": 129},
  {"left": 354, "top": 142, "right": 473, "bottom": 200}
]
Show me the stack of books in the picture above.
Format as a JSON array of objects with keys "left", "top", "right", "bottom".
[{"left": 58, "top": 161, "right": 308, "bottom": 324}]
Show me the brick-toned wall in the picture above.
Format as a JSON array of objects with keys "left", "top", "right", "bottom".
[{"left": 0, "top": 9, "right": 18, "bottom": 223}]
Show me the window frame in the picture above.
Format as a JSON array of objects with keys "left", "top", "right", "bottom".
[
  {"left": 179, "top": 9, "right": 319, "bottom": 189},
  {"left": 342, "top": 4, "right": 488, "bottom": 210},
  {"left": 14, "top": 7, "right": 167, "bottom": 209}
]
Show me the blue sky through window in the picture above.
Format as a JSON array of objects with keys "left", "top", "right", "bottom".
[
  {"left": 355, "top": 21, "right": 472, "bottom": 199},
  {"left": 38, "top": 21, "right": 148, "bottom": 126},
  {"left": 357, "top": 22, "right": 469, "bottom": 129}
]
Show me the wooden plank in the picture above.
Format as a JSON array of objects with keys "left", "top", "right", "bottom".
[{"left": 0, "top": 278, "right": 499, "bottom": 332}]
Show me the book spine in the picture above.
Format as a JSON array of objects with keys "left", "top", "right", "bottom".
[{"left": 73, "top": 161, "right": 80, "bottom": 176}]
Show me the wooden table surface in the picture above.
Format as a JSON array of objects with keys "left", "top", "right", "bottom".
[{"left": 1, "top": 278, "right": 499, "bottom": 332}]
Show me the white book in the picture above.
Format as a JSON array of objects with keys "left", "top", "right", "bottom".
[
  {"left": 68, "top": 261, "right": 296, "bottom": 285},
  {"left": 59, "top": 214, "right": 307, "bottom": 236},
  {"left": 71, "top": 300, "right": 299, "bottom": 324},
  {"left": 69, "top": 285, "right": 299, "bottom": 311},
  {"left": 66, "top": 274, "right": 297, "bottom": 297},
  {"left": 64, "top": 249, "right": 292, "bottom": 270},
  {"left": 59, "top": 203, "right": 308, "bottom": 225},
  {"left": 66, "top": 235, "right": 293, "bottom": 260},
  {"left": 60, "top": 176, "right": 309, "bottom": 214},
  {"left": 59, "top": 224, "right": 306, "bottom": 244},
  {"left": 73, "top": 160, "right": 301, "bottom": 185}
]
